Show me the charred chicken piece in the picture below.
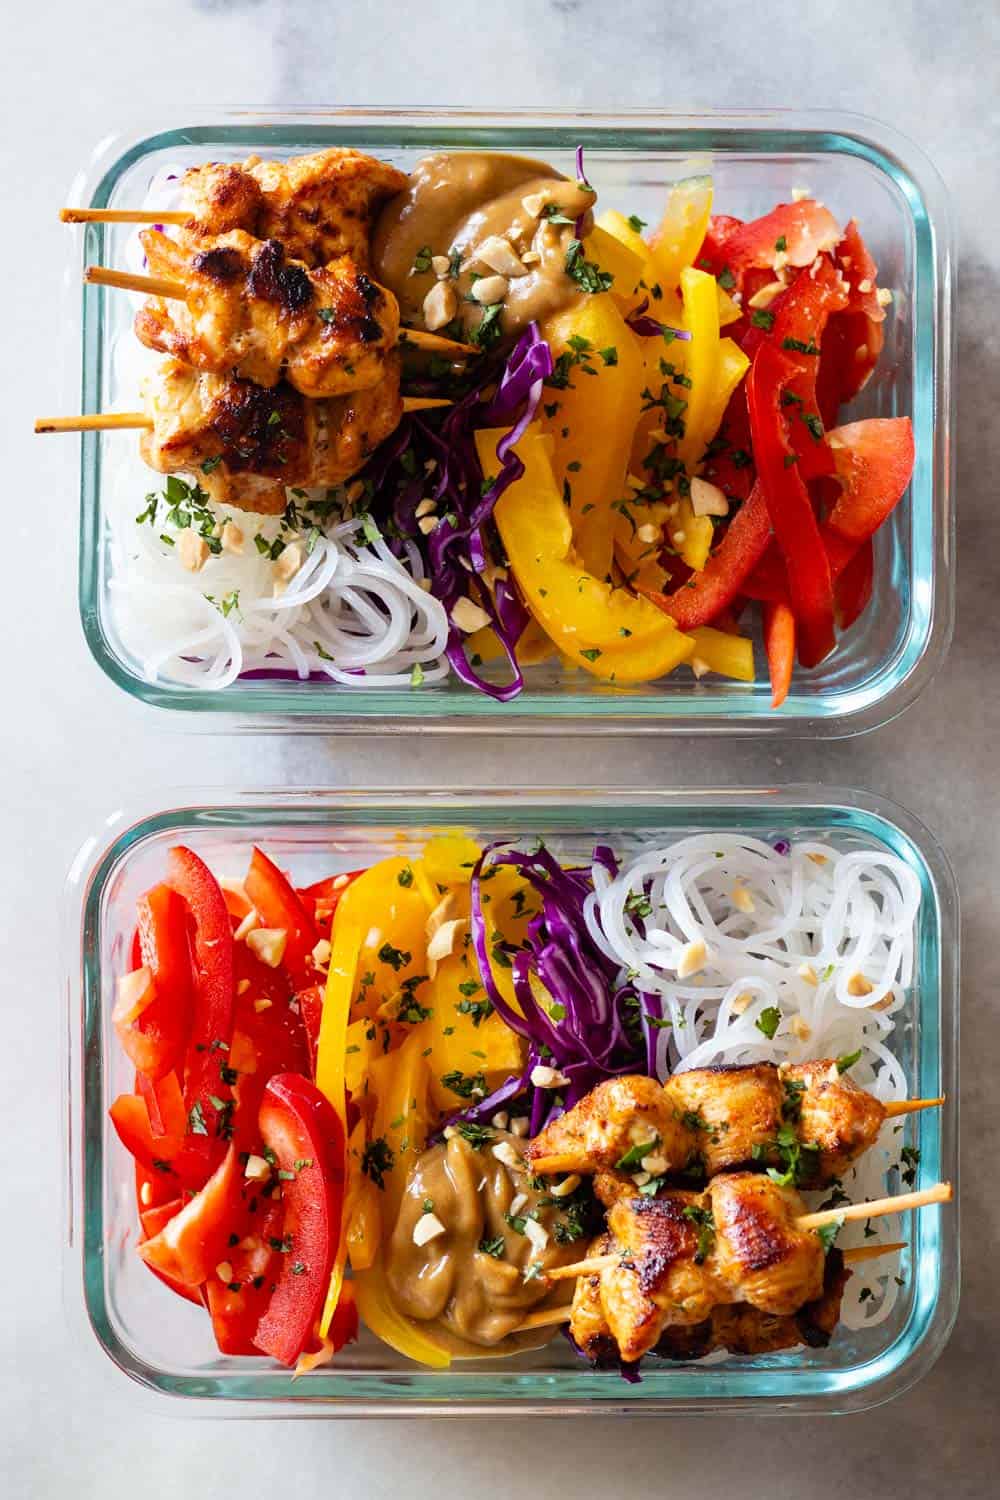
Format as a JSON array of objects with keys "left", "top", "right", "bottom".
[
  {"left": 134, "top": 229, "right": 400, "bottom": 399},
  {"left": 140, "top": 355, "right": 402, "bottom": 515},
  {"left": 178, "top": 149, "right": 409, "bottom": 269},
  {"left": 527, "top": 1060, "right": 886, "bottom": 1190},
  {"left": 568, "top": 1172, "right": 827, "bottom": 1363}
]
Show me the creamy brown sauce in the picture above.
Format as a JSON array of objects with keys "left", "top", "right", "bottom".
[
  {"left": 385, "top": 1129, "right": 581, "bottom": 1350},
  {"left": 373, "top": 152, "right": 594, "bottom": 341}
]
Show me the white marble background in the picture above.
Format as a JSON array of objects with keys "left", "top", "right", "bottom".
[{"left": 4, "top": 0, "right": 998, "bottom": 1492}]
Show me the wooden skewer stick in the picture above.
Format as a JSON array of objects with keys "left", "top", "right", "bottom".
[
  {"left": 62, "top": 208, "right": 190, "bottom": 225},
  {"left": 796, "top": 1181, "right": 951, "bottom": 1231},
  {"left": 85, "top": 266, "right": 186, "bottom": 300},
  {"left": 883, "top": 1096, "right": 945, "bottom": 1118},
  {"left": 529, "top": 1154, "right": 589, "bottom": 1176},
  {"left": 511, "top": 1242, "right": 909, "bottom": 1336},
  {"left": 35, "top": 395, "right": 451, "bottom": 436},
  {"left": 547, "top": 1184, "right": 951, "bottom": 1282},
  {"left": 399, "top": 327, "right": 479, "bottom": 358},
  {"left": 842, "top": 1239, "right": 907, "bottom": 1265},
  {"left": 34, "top": 412, "right": 150, "bottom": 434},
  {"left": 529, "top": 1098, "right": 945, "bottom": 1178},
  {"left": 83, "top": 267, "right": 480, "bottom": 360}
]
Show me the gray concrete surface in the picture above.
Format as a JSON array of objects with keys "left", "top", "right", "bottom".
[{"left": 3, "top": 0, "right": 997, "bottom": 1493}]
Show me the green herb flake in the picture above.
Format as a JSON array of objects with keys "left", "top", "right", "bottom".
[
  {"left": 755, "top": 1006, "right": 782, "bottom": 1040},
  {"left": 361, "top": 1136, "right": 395, "bottom": 1190}
]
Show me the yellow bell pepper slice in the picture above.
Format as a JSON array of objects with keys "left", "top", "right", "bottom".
[
  {"left": 596, "top": 208, "right": 648, "bottom": 260},
  {"left": 421, "top": 834, "right": 482, "bottom": 888},
  {"left": 370, "top": 1024, "right": 434, "bottom": 1226},
  {"left": 689, "top": 626, "right": 755, "bottom": 681},
  {"left": 717, "top": 286, "right": 743, "bottom": 327},
  {"left": 350, "top": 1020, "right": 453, "bottom": 1367},
  {"left": 476, "top": 427, "right": 694, "bottom": 683},
  {"left": 427, "top": 952, "right": 525, "bottom": 1113},
  {"left": 314, "top": 902, "right": 365, "bottom": 1337},
  {"left": 352, "top": 1264, "right": 452, "bottom": 1369},
  {"left": 343, "top": 1118, "right": 380, "bottom": 1271},
  {"left": 649, "top": 175, "right": 713, "bottom": 292},
  {"left": 677, "top": 265, "right": 721, "bottom": 470},
  {"left": 537, "top": 295, "right": 645, "bottom": 580},
  {"left": 691, "top": 336, "right": 751, "bottom": 471},
  {"left": 583, "top": 225, "right": 645, "bottom": 308}
]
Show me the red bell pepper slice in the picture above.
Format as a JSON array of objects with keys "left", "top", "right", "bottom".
[
  {"left": 295, "top": 985, "right": 324, "bottom": 1078},
  {"left": 695, "top": 214, "right": 743, "bottom": 277},
  {"left": 744, "top": 417, "right": 913, "bottom": 613},
  {"left": 252, "top": 1073, "right": 348, "bottom": 1367},
  {"left": 701, "top": 388, "right": 756, "bottom": 505},
  {"left": 747, "top": 342, "right": 835, "bottom": 667},
  {"left": 167, "top": 846, "right": 235, "bottom": 1134},
  {"left": 763, "top": 601, "right": 796, "bottom": 709},
  {"left": 245, "top": 846, "right": 320, "bottom": 988},
  {"left": 817, "top": 220, "right": 886, "bottom": 421},
  {"left": 297, "top": 870, "right": 364, "bottom": 928},
  {"left": 741, "top": 257, "right": 849, "bottom": 481},
  {"left": 137, "top": 1196, "right": 205, "bottom": 1307},
  {"left": 226, "top": 947, "right": 311, "bottom": 1143},
  {"left": 126, "top": 884, "right": 196, "bottom": 1081},
  {"left": 138, "top": 1143, "right": 244, "bottom": 1287},
  {"left": 110, "top": 1091, "right": 223, "bottom": 1192},
  {"left": 826, "top": 418, "right": 915, "bottom": 541},
  {"left": 835, "top": 539, "right": 874, "bottom": 629},
  {"left": 205, "top": 1195, "right": 285, "bottom": 1354},
  {"left": 640, "top": 482, "right": 772, "bottom": 630},
  {"left": 699, "top": 202, "right": 841, "bottom": 292},
  {"left": 136, "top": 1069, "right": 187, "bottom": 1137}
]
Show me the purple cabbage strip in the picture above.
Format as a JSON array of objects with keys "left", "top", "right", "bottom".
[
  {"left": 454, "top": 840, "right": 647, "bottom": 1133},
  {"left": 573, "top": 144, "right": 593, "bottom": 238},
  {"left": 626, "top": 297, "right": 692, "bottom": 342},
  {"left": 363, "top": 322, "right": 553, "bottom": 701}
]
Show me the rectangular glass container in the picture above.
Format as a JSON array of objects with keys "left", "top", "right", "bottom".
[
  {"left": 64, "top": 786, "right": 959, "bottom": 1414},
  {"left": 72, "top": 109, "right": 953, "bottom": 734}
]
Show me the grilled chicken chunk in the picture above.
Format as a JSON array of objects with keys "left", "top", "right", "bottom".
[
  {"left": 135, "top": 229, "right": 400, "bottom": 398},
  {"left": 568, "top": 1173, "right": 826, "bottom": 1363},
  {"left": 527, "top": 1061, "right": 886, "bottom": 1189},
  {"left": 140, "top": 355, "right": 402, "bottom": 515},
  {"left": 574, "top": 1246, "right": 848, "bottom": 1364},
  {"left": 179, "top": 149, "right": 409, "bottom": 270}
]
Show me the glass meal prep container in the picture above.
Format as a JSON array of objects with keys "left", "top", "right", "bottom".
[
  {"left": 64, "top": 786, "right": 959, "bottom": 1415},
  {"left": 70, "top": 109, "right": 953, "bottom": 735}
]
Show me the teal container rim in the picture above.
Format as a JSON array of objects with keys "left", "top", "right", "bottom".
[
  {"left": 63, "top": 785, "right": 959, "bottom": 1416},
  {"left": 71, "top": 108, "right": 954, "bottom": 736}
]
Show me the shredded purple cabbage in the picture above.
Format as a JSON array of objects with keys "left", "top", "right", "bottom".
[
  {"left": 453, "top": 840, "right": 653, "bottom": 1133},
  {"left": 626, "top": 297, "right": 692, "bottom": 342},
  {"left": 363, "top": 323, "right": 552, "bottom": 701},
  {"left": 573, "top": 145, "right": 593, "bottom": 238},
  {"left": 773, "top": 839, "right": 791, "bottom": 856}
]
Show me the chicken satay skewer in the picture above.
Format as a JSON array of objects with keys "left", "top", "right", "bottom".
[
  {"left": 83, "top": 265, "right": 478, "bottom": 360},
  {"left": 546, "top": 1181, "right": 951, "bottom": 1283},
  {"left": 531, "top": 1092, "right": 945, "bottom": 1176},
  {"left": 512, "top": 1240, "right": 910, "bottom": 1336},
  {"left": 34, "top": 394, "right": 451, "bottom": 433},
  {"left": 527, "top": 1066, "right": 945, "bottom": 1182}
]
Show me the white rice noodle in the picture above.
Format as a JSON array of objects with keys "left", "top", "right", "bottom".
[
  {"left": 585, "top": 833, "right": 923, "bottom": 1334},
  {"left": 106, "top": 163, "right": 451, "bottom": 691}
]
